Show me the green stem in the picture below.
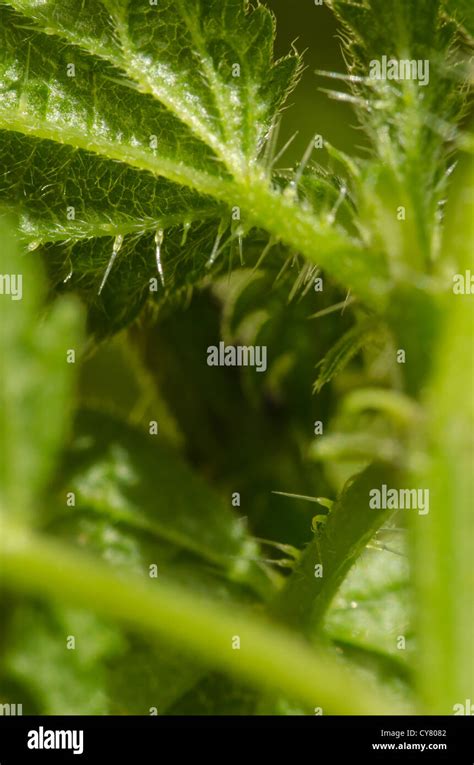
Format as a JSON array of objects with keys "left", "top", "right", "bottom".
[
  {"left": 0, "top": 524, "right": 410, "bottom": 715},
  {"left": 271, "top": 464, "right": 397, "bottom": 634},
  {"left": 233, "top": 175, "right": 389, "bottom": 308},
  {"left": 411, "top": 160, "right": 474, "bottom": 712}
]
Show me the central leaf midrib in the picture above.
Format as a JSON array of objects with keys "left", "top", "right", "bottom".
[
  {"left": 0, "top": 109, "right": 233, "bottom": 200},
  {"left": 15, "top": 207, "right": 222, "bottom": 245},
  {"left": 173, "top": 0, "right": 241, "bottom": 158}
]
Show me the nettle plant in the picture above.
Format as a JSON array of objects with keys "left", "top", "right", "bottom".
[{"left": 0, "top": 0, "right": 472, "bottom": 715}]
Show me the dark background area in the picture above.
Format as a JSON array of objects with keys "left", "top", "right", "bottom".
[{"left": 268, "top": 0, "right": 359, "bottom": 164}]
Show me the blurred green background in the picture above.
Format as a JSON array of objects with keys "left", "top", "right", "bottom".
[{"left": 269, "top": 0, "right": 358, "bottom": 163}]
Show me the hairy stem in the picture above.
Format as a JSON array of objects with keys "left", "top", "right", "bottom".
[{"left": 271, "top": 464, "right": 397, "bottom": 634}]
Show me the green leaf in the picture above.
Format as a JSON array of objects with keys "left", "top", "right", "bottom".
[
  {"left": 51, "top": 408, "right": 272, "bottom": 597},
  {"left": 76, "top": 332, "right": 184, "bottom": 447},
  {"left": 314, "top": 317, "right": 379, "bottom": 392},
  {"left": 326, "top": 0, "right": 468, "bottom": 274},
  {"left": 42, "top": 219, "right": 227, "bottom": 336},
  {"left": 0, "top": 131, "right": 222, "bottom": 246},
  {"left": 0, "top": 599, "right": 206, "bottom": 714},
  {"left": 3, "top": 423, "right": 266, "bottom": 716},
  {"left": 271, "top": 464, "right": 400, "bottom": 634},
  {"left": 1, "top": 603, "right": 123, "bottom": 714},
  {"left": 0, "top": 215, "right": 83, "bottom": 521},
  {"left": 325, "top": 545, "right": 412, "bottom": 664},
  {"left": 0, "top": 4, "right": 232, "bottom": 193},
  {"left": 0, "top": 127, "right": 226, "bottom": 332},
  {"left": 3, "top": 0, "right": 300, "bottom": 168},
  {"left": 0, "top": 2, "right": 298, "bottom": 330},
  {"left": 105, "top": 633, "right": 205, "bottom": 715},
  {"left": 309, "top": 388, "right": 422, "bottom": 475},
  {"left": 0, "top": 0, "right": 391, "bottom": 326},
  {"left": 444, "top": 0, "right": 474, "bottom": 39}
]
